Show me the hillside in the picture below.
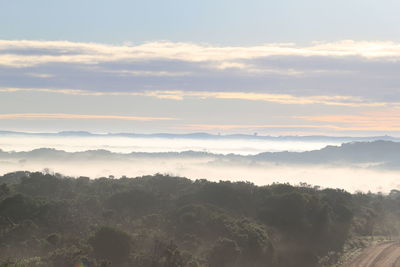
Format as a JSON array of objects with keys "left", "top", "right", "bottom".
[{"left": 1, "top": 172, "right": 400, "bottom": 267}]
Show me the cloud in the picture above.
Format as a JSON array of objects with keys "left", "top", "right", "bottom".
[
  {"left": 296, "top": 109, "right": 400, "bottom": 131},
  {"left": 105, "top": 70, "right": 191, "bottom": 77},
  {"left": 0, "top": 113, "right": 177, "bottom": 121},
  {"left": 182, "top": 123, "right": 400, "bottom": 132},
  {"left": 150, "top": 91, "right": 384, "bottom": 107},
  {"left": 181, "top": 124, "right": 354, "bottom": 131},
  {"left": 1, "top": 40, "right": 400, "bottom": 68},
  {"left": 26, "top": 73, "right": 55, "bottom": 78},
  {"left": 0, "top": 87, "right": 387, "bottom": 107},
  {"left": 2, "top": 39, "right": 400, "bottom": 108}
]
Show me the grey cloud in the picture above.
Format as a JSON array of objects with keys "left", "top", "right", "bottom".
[
  {"left": 0, "top": 48, "right": 84, "bottom": 56},
  {"left": 2, "top": 45, "right": 400, "bottom": 102}
]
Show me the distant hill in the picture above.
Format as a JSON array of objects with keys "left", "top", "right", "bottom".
[
  {"left": 0, "top": 130, "right": 398, "bottom": 142},
  {"left": 253, "top": 140, "right": 400, "bottom": 164},
  {"left": 1, "top": 140, "right": 400, "bottom": 170}
]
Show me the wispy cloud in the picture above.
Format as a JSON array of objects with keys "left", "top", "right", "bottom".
[
  {"left": 182, "top": 123, "right": 400, "bottom": 132},
  {"left": 2, "top": 40, "right": 400, "bottom": 135},
  {"left": 2, "top": 39, "right": 400, "bottom": 104},
  {"left": 26, "top": 73, "right": 54, "bottom": 78},
  {"left": 1, "top": 40, "right": 400, "bottom": 68},
  {"left": 182, "top": 124, "right": 323, "bottom": 130},
  {"left": 0, "top": 87, "right": 387, "bottom": 107},
  {"left": 145, "top": 91, "right": 385, "bottom": 107},
  {"left": 0, "top": 113, "right": 177, "bottom": 121},
  {"left": 296, "top": 109, "right": 400, "bottom": 131}
]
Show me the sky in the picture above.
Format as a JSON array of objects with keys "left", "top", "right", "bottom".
[{"left": 1, "top": 0, "right": 400, "bottom": 135}]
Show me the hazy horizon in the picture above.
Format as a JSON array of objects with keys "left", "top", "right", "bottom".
[{"left": 1, "top": 139, "right": 399, "bottom": 193}]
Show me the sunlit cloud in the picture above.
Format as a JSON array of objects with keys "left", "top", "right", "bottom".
[
  {"left": 183, "top": 121, "right": 400, "bottom": 132},
  {"left": 183, "top": 124, "right": 342, "bottom": 131},
  {"left": 0, "top": 87, "right": 387, "bottom": 107},
  {"left": 297, "top": 108, "right": 400, "bottom": 131},
  {"left": 104, "top": 70, "right": 192, "bottom": 77},
  {"left": 2, "top": 40, "right": 400, "bottom": 135},
  {"left": 2, "top": 39, "right": 400, "bottom": 105},
  {"left": 26, "top": 73, "right": 54, "bottom": 78},
  {"left": 0, "top": 113, "right": 177, "bottom": 121},
  {"left": 1, "top": 40, "right": 400, "bottom": 68},
  {"left": 152, "top": 91, "right": 384, "bottom": 107}
]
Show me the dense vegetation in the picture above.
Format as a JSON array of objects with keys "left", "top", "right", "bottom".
[{"left": 1, "top": 171, "right": 400, "bottom": 267}]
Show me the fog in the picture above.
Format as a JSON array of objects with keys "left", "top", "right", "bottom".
[
  {"left": 1, "top": 135, "right": 399, "bottom": 193},
  {"left": 1, "top": 155, "right": 400, "bottom": 193},
  {"left": 0, "top": 135, "right": 341, "bottom": 155}
]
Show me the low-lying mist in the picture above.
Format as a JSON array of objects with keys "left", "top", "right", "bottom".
[
  {"left": 0, "top": 134, "right": 342, "bottom": 154},
  {"left": 2, "top": 135, "right": 400, "bottom": 193},
  {"left": 1, "top": 152, "right": 399, "bottom": 193}
]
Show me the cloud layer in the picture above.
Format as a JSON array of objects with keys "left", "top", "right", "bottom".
[
  {"left": 1, "top": 40, "right": 400, "bottom": 134},
  {"left": 0, "top": 113, "right": 176, "bottom": 121},
  {"left": 1, "top": 40, "right": 400, "bottom": 103}
]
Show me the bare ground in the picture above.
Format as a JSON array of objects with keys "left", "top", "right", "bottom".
[{"left": 343, "top": 241, "right": 400, "bottom": 267}]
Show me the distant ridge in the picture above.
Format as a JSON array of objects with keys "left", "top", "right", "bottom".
[
  {"left": 0, "top": 130, "right": 398, "bottom": 142},
  {"left": 1, "top": 140, "right": 400, "bottom": 170},
  {"left": 253, "top": 140, "right": 400, "bottom": 164}
]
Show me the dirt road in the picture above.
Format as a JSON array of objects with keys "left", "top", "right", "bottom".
[{"left": 344, "top": 241, "right": 400, "bottom": 267}]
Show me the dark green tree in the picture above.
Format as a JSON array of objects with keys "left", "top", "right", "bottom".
[{"left": 89, "top": 226, "right": 132, "bottom": 265}]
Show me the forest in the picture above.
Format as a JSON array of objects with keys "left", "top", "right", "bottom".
[{"left": 1, "top": 171, "right": 400, "bottom": 267}]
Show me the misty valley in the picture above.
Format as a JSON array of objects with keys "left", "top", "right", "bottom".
[
  {"left": 1, "top": 134, "right": 400, "bottom": 192},
  {"left": 1, "top": 137, "right": 400, "bottom": 266}
]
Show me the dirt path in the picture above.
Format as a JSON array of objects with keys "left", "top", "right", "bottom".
[{"left": 344, "top": 241, "right": 400, "bottom": 267}]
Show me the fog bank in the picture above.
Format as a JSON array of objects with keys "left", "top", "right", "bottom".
[
  {"left": 2, "top": 137, "right": 400, "bottom": 193},
  {"left": 1, "top": 154, "right": 399, "bottom": 193},
  {"left": 0, "top": 134, "right": 341, "bottom": 155}
]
